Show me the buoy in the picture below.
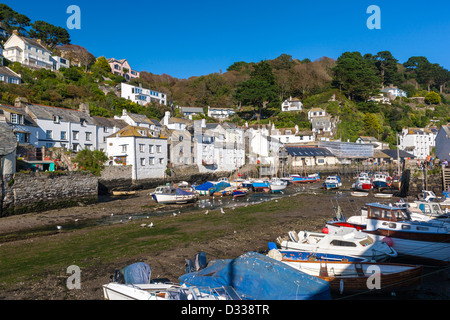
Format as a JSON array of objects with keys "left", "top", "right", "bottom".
[
  {"left": 322, "top": 227, "right": 329, "bottom": 234},
  {"left": 382, "top": 237, "right": 394, "bottom": 247}
]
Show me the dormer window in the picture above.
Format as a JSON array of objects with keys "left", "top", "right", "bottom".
[
  {"left": 81, "top": 119, "right": 87, "bottom": 127},
  {"left": 53, "top": 115, "right": 60, "bottom": 124},
  {"left": 10, "top": 113, "right": 23, "bottom": 124}
]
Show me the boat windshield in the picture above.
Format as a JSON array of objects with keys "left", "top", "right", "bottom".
[{"left": 359, "top": 237, "right": 374, "bottom": 247}]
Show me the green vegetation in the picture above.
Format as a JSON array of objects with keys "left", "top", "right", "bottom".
[{"left": 73, "top": 149, "right": 109, "bottom": 176}]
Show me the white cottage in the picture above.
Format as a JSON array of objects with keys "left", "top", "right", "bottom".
[
  {"left": 106, "top": 126, "right": 168, "bottom": 180},
  {"left": 281, "top": 97, "right": 303, "bottom": 112}
]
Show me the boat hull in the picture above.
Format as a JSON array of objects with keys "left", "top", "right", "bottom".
[
  {"left": 270, "top": 184, "right": 287, "bottom": 193},
  {"left": 280, "top": 261, "right": 423, "bottom": 294},
  {"left": 152, "top": 194, "right": 198, "bottom": 204}
]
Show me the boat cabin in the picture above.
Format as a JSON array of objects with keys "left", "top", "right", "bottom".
[{"left": 364, "top": 203, "right": 411, "bottom": 222}]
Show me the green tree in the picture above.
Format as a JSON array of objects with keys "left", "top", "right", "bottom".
[
  {"left": 234, "top": 61, "right": 279, "bottom": 121},
  {"left": 403, "top": 56, "right": 434, "bottom": 91},
  {"left": 28, "top": 20, "right": 71, "bottom": 49},
  {"left": 73, "top": 149, "right": 108, "bottom": 176},
  {"left": 363, "top": 113, "right": 382, "bottom": 138},
  {"left": 425, "top": 91, "right": 441, "bottom": 105},
  {"left": 374, "top": 51, "right": 402, "bottom": 86},
  {"left": 0, "top": 4, "right": 30, "bottom": 35}
]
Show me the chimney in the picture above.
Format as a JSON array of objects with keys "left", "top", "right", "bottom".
[
  {"left": 79, "top": 102, "right": 90, "bottom": 115},
  {"left": 36, "top": 39, "right": 42, "bottom": 44},
  {"left": 15, "top": 97, "right": 29, "bottom": 108},
  {"left": 12, "top": 29, "right": 19, "bottom": 36}
]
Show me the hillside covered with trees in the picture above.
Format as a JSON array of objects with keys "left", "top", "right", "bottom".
[{"left": 0, "top": 4, "right": 449, "bottom": 149}]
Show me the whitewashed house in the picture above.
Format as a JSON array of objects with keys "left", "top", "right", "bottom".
[
  {"left": 244, "top": 124, "right": 282, "bottom": 172},
  {"left": 3, "top": 30, "right": 55, "bottom": 70},
  {"left": 91, "top": 116, "right": 127, "bottom": 152},
  {"left": 161, "top": 127, "right": 194, "bottom": 167},
  {"left": 399, "top": 127, "right": 436, "bottom": 160},
  {"left": 161, "top": 111, "right": 192, "bottom": 131},
  {"left": 381, "top": 85, "right": 407, "bottom": 99},
  {"left": 24, "top": 101, "right": 97, "bottom": 152},
  {"left": 281, "top": 97, "right": 303, "bottom": 112},
  {"left": 121, "top": 82, "right": 167, "bottom": 106},
  {"left": 52, "top": 55, "right": 70, "bottom": 70},
  {"left": 307, "top": 108, "right": 327, "bottom": 120},
  {"left": 115, "top": 109, "right": 162, "bottom": 132},
  {"left": 207, "top": 106, "right": 235, "bottom": 120},
  {"left": 106, "top": 126, "right": 168, "bottom": 180},
  {"left": 270, "top": 124, "right": 315, "bottom": 145}
]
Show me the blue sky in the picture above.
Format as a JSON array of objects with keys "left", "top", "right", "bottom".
[{"left": 4, "top": 0, "right": 450, "bottom": 79}]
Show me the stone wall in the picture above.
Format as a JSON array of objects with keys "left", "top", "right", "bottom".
[
  {"left": 399, "top": 169, "right": 443, "bottom": 198},
  {"left": 1, "top": 171, "right": 98, "bottom": 217}
]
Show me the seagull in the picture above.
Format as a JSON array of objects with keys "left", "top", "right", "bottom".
[
  {"left": 148, "top": 222, "right": 154, "bottom": 228},
  {"left": 110, "top": 213, "right": 114, "bottom": 217},
  {"left": 205, "top": 210, "right": 209, "bottom": 215},
  {"left": 128, "top": 216, "right": 132, "bottom": 220},
  {"left": 173, "top": 212, "right": 177, "bottom": 217},
  {"left": 140, "top": 223, "right": 147, "bottom": 227},
  {"left": 57, "top": 226, "right": 62, "bottom": 230},
  {"left": 220, "top": 208, "right": 225, "bottom": 214},
  {"left": 74, "top": 219, "right": 79, "bottom": 222}
]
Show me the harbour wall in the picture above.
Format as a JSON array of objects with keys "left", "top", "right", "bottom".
[{"left": 0, "top": 171, "right": 98, "bottom": 217}]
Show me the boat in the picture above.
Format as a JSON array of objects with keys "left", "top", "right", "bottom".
[
  {"left": 352, "top": 175, "right": 373, "bottom": 191},
  {"left": 112, "top": 190, "right": 136, "bottom": 196},
  {"left": 291, "top": 173, "right": 320, "bottom": 184},
  {"left": 374, "top": 193, "right": 393, "bottom": 198},
  {"left": 267, "top": 242, "right": 368, "bottom": 262},
  {"left": 269, "top": 178, "right": 287, "bottom": 193},
  {"left": 232, "top": 187, "right": 248, "bottom": 198},
  {"left": 323, "top": 175, "right": 342, "bottom": 190},
  {"left": 395, "top": 201, "right": 450, "bottom": 225},
  {"left": 103, "top": 262, "right": 238, "bottom": 300},
  {"left": 326, "top": 203, "right": 450, "bottom": 265},
  {"left": 209, "top": 181, "right": 230, "bottom": 196},
  {"left": 372, "top": 172, "right": 390, "bottom": 190},
  {"left": 252, "top": 180, "right": 270, "bottom": 192},
  {"left": 194, "top": 181, "right": 214, "bottom": 196},
  {"left": 277, "top": 227, "right": 397, "bottom": 262},
  {"left": 152, "top": 186, "right": 198, "bottom": 204},
  {"left": 267, "top": 248, "right": 423, "bottom": 294},
  {"left": 351, "top": 191, "right": 369, "bottom": 197},
  {"left": 178, "top": 252, "right": 331, "bottom": 300}
]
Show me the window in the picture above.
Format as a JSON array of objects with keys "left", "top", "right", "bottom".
[
  {"left": 46, "top": 130, "right": 53, "bottom": 139},
  {"left": 140, "top": 158, "right": 145, "bottom": 166},
  {"left": 53, "top": 115, "right": 60, "bottom": 124},
  {"left": 330, "top": 240, "right": 357, "bottom": 247},
  {"left": 86, "top": 132, "right": 92, "bottom": 141},
  {"left": 15, "top": 132, "right": 29, "bottom": 143},
  {"left": 156, "top": 145, "right": 162, "bottom": 153},
  {"left": 121, "top": 145, "right": 127, "bottom": 153},
  {"left": 10, "top": 113, "right": 23, "bottom": 124},
  {"left": 139, "top": 144, "right": 145, "bottom": 152},
  {"left": 72, "top": 131, "right": 79, "bottom": 140},
  {"left": 61, "top": 131, "right": 67, "bottom": 140},
  {"left": 149, "top": 145, "right": 154, "bottom": 153},
  {"left": 149, "top": 157, "right": 155, "bottom": 165},
  {"left": 159, "top": 158, "right": 164, "bottom": 164}
]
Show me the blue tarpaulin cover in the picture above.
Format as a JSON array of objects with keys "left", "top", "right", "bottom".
[
  {"left": 175, "top": 188, "right": 195, "bottom": 195},
  {"left": 122, "top": 262, "right": 152, "bottom": 284},
  {"left": 195, "top": 181, "right": 214, "bottom": 191},
  {"left": 209, "top": 182, "right": 230, "bottom": 194},
  {"left": 178, "top": 252, "right": 331, "bottom": 300}
]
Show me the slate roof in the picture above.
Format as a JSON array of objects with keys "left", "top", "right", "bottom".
[
  {"left": 285, "top": 146, "right": 335, "bottom": 157},
  {"left": 91, "top": 116, "right": 128, "bottom": 129},
  {"left": 381, "top": 149, "right": 416, "bottom": 159},
  {"left": 0, "top": 104, "right": 38, "bottom": 127},
  {"left": 26, "top": 104, "right": 95, "bottom": 124}
]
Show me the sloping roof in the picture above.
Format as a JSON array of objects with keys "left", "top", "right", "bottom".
[
  {"left": 358, "top": 136, "right": 378, "bottom": 142},
  {"left": 180, "top": 107, "right": 203, "bottom": 113},
  {"left": 0, "top": 104, "right": 38, "bottom": 127},
  {"left": 26, "top": 104, "right": 95, "bottom": 124},
  {"left": 8, "top": 33, "right": 50, "bottom": 52},
  {"left": 381, "top": 149, "right": 416, "bottom": 159},
  {"left": 0, "top": 66, "right": 21, "bottom": 79},
  {"left": 0, "top": 122, "right": 17, "bottom": 156},
  {"left": 91, "top": 116, "right": 128, "bottom": 129},
  {"left": 285, "top": 146, "right": 335, "bottom": 157},
  {"left": 107, "top": 125, "right": 166, "bottom": 139},
  {"left": 126, "top": 112, "right": 161, "bottom": 127}
]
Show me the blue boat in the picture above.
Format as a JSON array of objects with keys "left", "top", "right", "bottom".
[
  {"left": 267, "top": 242, "right": 367, "bottom": 262},
  {"left": 252, "top": 180, "right": 270, "bottom": 192},
  {"left": 323, "top": 175, "right": 342, "bottom": 190},
  {"left": 291, "top": 173, "right": 320, "bottom": 184},
  {"left": 178, "top": 252, "right": 331, "bottom": 300}
]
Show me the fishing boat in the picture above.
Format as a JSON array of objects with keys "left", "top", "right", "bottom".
[
  {"left": 372, "top": 172, "right": 390, "bottom": 190},
  {"left": 291, "top": 173, "right": 320, "bottom": 184},
  {"left": 269, "top": 178, "right": 287, "bottom": 193},
  {"left": 232, "top": 187, "right": 248, "bottom": 198},
  {"left": 252, "top": 180, "right": 270, "bottom": 192},
  {"left": 326, "top": 203, "right": 450, "bottom": 265},
  {"left": 267, "top": 248, "right": 423, "bottom": 294},
  {"left": 152, "top": 186, "right": 198, "bottom": 204},
  {"left": 395, "top": 201, "right": 450, "bottom": 225},
  {"left": 352, "top": 175, "right": 373, "bottom": 191},
  {"left": 179, "top": 252, "right": 331, "bottom": 300},
  {"left": 323, "top": 175, "right": 342, "bottom": 190},
  {"left": 277, "top": 227, "right": 397, "bottom": 262}
]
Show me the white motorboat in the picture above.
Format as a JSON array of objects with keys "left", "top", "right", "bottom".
[
  {"left": 152, "top": 186, "right": 198, "bottom": 204},
  {"left": 326, "top": 202, "right": 450, "bottom": 265},
  {"left": 103, "top": 282, "right": 238, "bottom": 300},
  {"left": 277, "top": 227, "right": 397, "bottom": 262},
  {"left": 352, "top": 175, "right": 373, "bottom": 191},
  {"left": 323, "top": 175, "right": 342, "bottom": 190}
]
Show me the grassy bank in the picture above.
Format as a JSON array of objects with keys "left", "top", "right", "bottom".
[{"left": 0, "top": 194, "right": 315, "bottom": 289}]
